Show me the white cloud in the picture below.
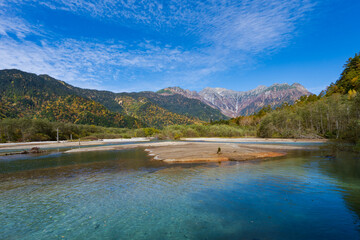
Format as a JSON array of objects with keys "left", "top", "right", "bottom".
[
  {"left": 201, "top": 0, "right": 315, "bottom": 51},
  {"left": 0, "top": 35, "right": 217, "bottom": 89},
  {"left": 31, "top": 0, "right": 314, "bottom": 51},
  {"left": 0, "top": 0, "right": 316, "bottom": 91}
]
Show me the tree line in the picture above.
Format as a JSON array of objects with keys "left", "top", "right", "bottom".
[
  {"left": 0, "top": 118, "right": 255, "bottom": 143},
  {"left": 257, "top": 94, "right": 360, "bottom": 141}
]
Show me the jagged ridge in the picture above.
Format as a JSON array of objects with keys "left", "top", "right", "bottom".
[{"left": 162, "top": 83, "right": 311, "bottom": 117}]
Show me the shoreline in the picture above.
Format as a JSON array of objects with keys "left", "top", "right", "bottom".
[
  {"left": 0, "top": 138, "right": 325, "bottom": 162},
  {"left": 181, "top": 137, "right": 327, "bottom": 143},
  {"left": 0, "top": 137, "right": 327, "bottom": 150},
  {"left": 0, "top": 138, "right": 151, "bottom": 151}
]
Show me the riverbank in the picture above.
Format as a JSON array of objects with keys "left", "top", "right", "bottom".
[
  {"left": 0, "top": 138, "right": 150, "bottom": 151},
  {"left": 181, "top": 137, "right": 327, "bottom": 143},
  {"left": 0, "top": 138, "right": 325, "bottom": 162}
]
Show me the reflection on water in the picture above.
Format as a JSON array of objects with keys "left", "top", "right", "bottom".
[
  {"left": 317, "top": 151, "right": 360, "bottom": 222},
  {"left": 0, "top": 147, "right": 360, "bottom": 239},
  {"left": 0, "top": 141, "right": 159, "bottom": 154},
  {"left": 0, "top": 149, "right": 164, "bottom": 176}
]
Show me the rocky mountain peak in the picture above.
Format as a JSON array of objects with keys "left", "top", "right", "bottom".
[{"left": 160, "top": 83, "right": 311, "bottom": 118}]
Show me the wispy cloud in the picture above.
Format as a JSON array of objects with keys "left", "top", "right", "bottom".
[
  {"left": 0, "top": 37, "right": 202, "bottom": 82},
  {"left": 0, "top": 0, "right": 316, "bottom": 91},
  {"left": 202, "top": 1, "right": 315, "bottom": 52},
  {"left": 33, "top": 0, "right": 314, "bottom": 51}
]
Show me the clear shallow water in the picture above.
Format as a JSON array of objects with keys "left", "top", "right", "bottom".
[
  {"left": 0, "top": 140, "right": 158, "bottom": 154},
  {"left": 1, "top": 146, "right": 360, "bottom": 240}
]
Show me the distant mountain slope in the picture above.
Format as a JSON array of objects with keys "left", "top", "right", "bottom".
[
  {"left": 112, "top": 94, "right": 200, "bottom": 128},
  {"left": 0, "top": 69, "right": 142, "bottom": 128},
  {"left": 39, "top": 77, "right": 226, "bottom": 122},
  {"left": 0, "top": 69, "right": 217, "bottom": 127},
  {"left": 128, "top": 91, "right": 227, "bottom": 121},
  {"left": 71, "top": 88, "right": 226, "bottom": 122},
  {"left": 163, "top": 84, "right": 311, "bottom": 117},
  {"left": 38, "top": 74, "right": 125, "bottom": 114},
  {"left": 0, "top": 69, "right": 309, "bottom": 125}
]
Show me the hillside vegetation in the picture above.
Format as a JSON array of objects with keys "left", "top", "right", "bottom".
[
  {"left": 0, "top": 69, "right": 227, "bottom": 128},
  {"left": 327, "top": 53, "right": 360, "bottom": 95},
  {"left": 125, "top": 91, "right": 226, "bottom": 122},
  {"left": 255, "top": 53, "right": 360, "bottom": 145},
  {"left": 258, "top": 94, "right": 360, "bottom": 141},
  {"left": 0, "top": 118, "right": 253, "bottom": 143},
  {"left": 0, "top": 71, "right": 142, "bottom": 128},
  {"left": 114, "top": 95, "right": 199, "bottom": 128}
]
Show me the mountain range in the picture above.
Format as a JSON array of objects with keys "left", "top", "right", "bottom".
[
  {"left": 160, "top": 84, "right": 310, "bottom": 117},
  {"left": 0, "top": 69, "right": 311, "bottom": 128}
]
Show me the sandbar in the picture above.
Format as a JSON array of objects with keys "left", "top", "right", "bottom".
[{"left": 65, "top": 140, "right": 321, "bottom": 163}]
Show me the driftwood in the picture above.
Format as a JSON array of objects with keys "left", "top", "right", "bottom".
[{"left": 21, "top": 147, "right": 43, "bottom": 154}]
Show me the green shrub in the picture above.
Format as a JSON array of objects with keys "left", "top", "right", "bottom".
[{"left": 30, "top": 133, "right": 51, "bottom": 141}]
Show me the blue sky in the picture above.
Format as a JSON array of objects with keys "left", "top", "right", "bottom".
[{"left": 0, "top": 0, "right": 359, "bottom": 93}]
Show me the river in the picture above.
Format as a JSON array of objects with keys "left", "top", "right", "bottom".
[{"left": 0, "top": 143, "right": 359, "bottom": 239}]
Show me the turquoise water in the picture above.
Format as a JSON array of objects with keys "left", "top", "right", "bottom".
[
  {"left": 1, "top": 146, "right": 360, "bottom": 239},
  {"left": 0, "top": 140, "right": 159, "bottom": 154}
]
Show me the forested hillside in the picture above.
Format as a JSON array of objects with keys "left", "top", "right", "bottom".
[
  {"left": 113, "top": 95, "right": 199, "bottom": 128},
  {"left": 122, "top": 91, "right": 226, "bottom": 122},
  {"left": 0, "top": 70, "right": 141, "bottom": 128},
  {"left": 0, "top": 69, "right": 221, "bottom": 128},
  {"left": 255, "top": 53, "right": 360, "bottom": 143},
  {"left": 257, "top": 94, "right": 360, "bottom": 141},
  {"left": 326, "top": 53, "right": 360, "bottom": 95}
]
